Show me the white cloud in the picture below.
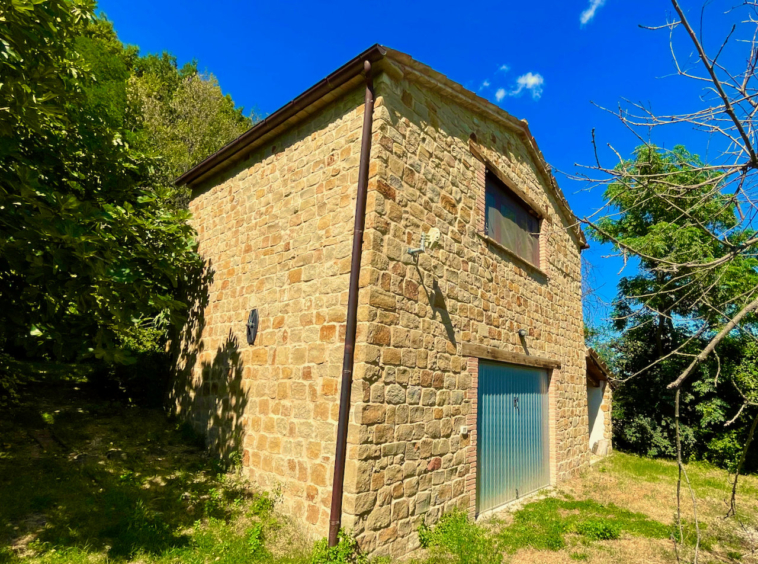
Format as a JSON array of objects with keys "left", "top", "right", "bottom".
[
  {"left": 480, "top": 79, "right": 490, "bottom": 90},
  {"left": 498, "top": 64, "right": 510, "bottom": 72},
  {"left": 495, "top": 88, "right": 506, "bottom": 102},
  {"left": 580, "top": 0, "right": 606, "bottom": 25},
  {"left": 510, "top": 72, "right": 545, "bottom": 99}
]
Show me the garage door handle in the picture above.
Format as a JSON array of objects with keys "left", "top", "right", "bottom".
[{"left": 513, "top": 396, "right": 519, "bottom": 411}]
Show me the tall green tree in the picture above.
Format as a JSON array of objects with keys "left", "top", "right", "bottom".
[
  {"left": 0, "top": 0, "right": 253, "bottom": 400},
  {"left": 128, "top": 54, "right": 252, "bottom": 190},
  {"left": 594, "top": 145, "right": 757, "bottom": 336},
  {"left": 589, "top": 145, "right": 758, "bottom": 470}
]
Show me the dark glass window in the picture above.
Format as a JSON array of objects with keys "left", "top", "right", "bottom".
[{"left": 485, "top": 172, "right": 541, "bottom": 266}]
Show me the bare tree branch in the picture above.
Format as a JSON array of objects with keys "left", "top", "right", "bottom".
[
  {"left": 576, "top": 4, "right": 758, "bottom": 551},
  {"left": 668, "top": 295, "right": 758, "bottom": 389}
]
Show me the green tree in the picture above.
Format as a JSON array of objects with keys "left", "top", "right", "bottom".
[
  {"left": 606, "top": 320, "right": 755, "bottom": 469},
  {"left": 590, "top": 145, "right": 758, "bottom": 469},
  {"left": 0, "top": 0, "right": 200, "bottom": 365},
  {"left": 0, "top": 1, "right": 252, "bottom": 402},
  {"left": 129, "top": 56, "right": 253, "bottom": 190},
  {"left": 594, "top": 145, "right": 757, "bottom": 337}
]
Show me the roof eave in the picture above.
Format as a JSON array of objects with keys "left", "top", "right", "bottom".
[
  {"left": 175, "top": 45, "right": 588, "bottom": 250},
  {"left": 586, "top": 348, "right": 614, "bottom": 381},
  {"left": 175, "top": 44, "right": 387, "bottom": 187}
]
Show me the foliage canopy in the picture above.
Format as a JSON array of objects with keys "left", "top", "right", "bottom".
[
  {"left": 0, "top": 0, "right": 253, "bottom": 398},
  {"left": 588, "top": 145, "right": 758, "bottom": 470}
]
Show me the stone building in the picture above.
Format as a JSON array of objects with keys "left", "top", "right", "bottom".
[{"left": 169, "top": 45, "right": 612, "bottom": 558}]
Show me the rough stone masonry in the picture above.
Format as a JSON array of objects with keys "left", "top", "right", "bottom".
[{"left": 169, "top": 47, "right": 612, "bottom": 559}]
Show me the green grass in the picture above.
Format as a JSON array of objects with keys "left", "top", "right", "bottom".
[
  {"left": 495, "top": 495, "right": 671, "bottom": 553},
  {"left": 4, "top": 375, "right": 758, "bottom": 564},
  {"left": 0, "top": 378, "right": 311, "bottom": 564},
  {"left": 415, "top": 452, "right": 758, "bottom": 563},
  {"left": 417, "top": 510, "right": 503, "bottom": 564},
  {"left": 415, "top": 498, "right": 671, "bottom": 564},
  {"left": 596, "top": 452, "right": 758, "bottom": 498}
]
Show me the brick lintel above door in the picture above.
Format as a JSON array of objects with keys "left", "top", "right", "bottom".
[{"left": 461, "top": 343, "right": 561, "bottom": 371}]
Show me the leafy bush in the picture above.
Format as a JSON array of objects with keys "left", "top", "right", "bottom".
[
  {"left": 182, "top": 517, "right": 271, "bottom": 564},
  {"left": 311, "top": 530, "right": 367, "bottom": 564},
  {"left": 704, "top": 431, "right": 747, "bottom": 471},
  {"left": 418, "top": 510, "right": 502, "bottom": 564},
  {"left": 204, "top": 488, "right": 224, "bottom": 517},
  {"left": 246, "top": 523, "right": 266, "bottom": 556},
  {"left": 572, "top": 519, "right": 620, "bottom": 540},
  {"left": 248, "top": 491, "right": 277, "bottom": 518}
]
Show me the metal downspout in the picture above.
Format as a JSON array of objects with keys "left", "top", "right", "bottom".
[{"left": 328, "top": 60, "right": 375, "bottom": 547}]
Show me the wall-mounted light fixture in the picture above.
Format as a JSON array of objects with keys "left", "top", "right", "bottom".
[
  {"left": 408, "top": 227, "right": 441, "bottom": 256},
  {"left": 518, "top": 329, "right": 528, "bottom": 338}
]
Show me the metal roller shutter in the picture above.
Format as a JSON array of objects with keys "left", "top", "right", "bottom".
[{"left": 477, "top": 361, "right": 550, "bottom": 514}]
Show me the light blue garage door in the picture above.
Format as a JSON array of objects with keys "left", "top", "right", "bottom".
[{"left": 477, "top": 361, "right": 550, "bottom": 514}]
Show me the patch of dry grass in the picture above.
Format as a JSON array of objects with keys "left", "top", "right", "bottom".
[
  {"left": 506, "top": 453, "right": 758, "bottom": 564},
  {"left": 412, "top": 453, "right": 758, "bottom": 564},
  {"left": 512, "top": 538, "right": 674, "bottom": 564}
]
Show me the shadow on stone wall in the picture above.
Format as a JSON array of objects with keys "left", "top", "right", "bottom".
[
  {"left": 414, "top": 262, "right": 457, "bottom": 349},
  {"left": 431, "top": 280, "right": 457, "bottom": 348},
  {"left": 167, "top": 260, "right": 249, "bottom": 461}
]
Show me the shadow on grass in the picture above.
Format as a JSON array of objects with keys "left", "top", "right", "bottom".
[{"left": 0, "top": 377, "right": 252, "bottom": 561}]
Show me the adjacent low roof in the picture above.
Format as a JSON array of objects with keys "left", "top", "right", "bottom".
[
  {"left": 586, "top": 348, "right": 613, "bottom": 386},
  {"left": 176, "top": 44, "right": 587, "bottom": 249}
]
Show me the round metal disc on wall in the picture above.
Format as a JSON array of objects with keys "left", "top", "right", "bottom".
[{"left": 246, "top": 309, "right": 259, "bottom": 345}]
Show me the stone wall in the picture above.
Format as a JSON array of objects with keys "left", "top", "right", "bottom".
[
  {"left": 341, "top": 68, "right": 587, "bottom": 557},
  {"left": 170, "top": 61, "right": 592, "bottom": 559},
  {"left": 169, "top": 86, "right": 368, "bottom": 538}
]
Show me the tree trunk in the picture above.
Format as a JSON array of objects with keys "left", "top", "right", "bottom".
[
  {"left": 675, "top": 388, "right": 700, "bottom": 563},
  {"left": 727, "top": 409, "right": 758, "bottom": 518}
]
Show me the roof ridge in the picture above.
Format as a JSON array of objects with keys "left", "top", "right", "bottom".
[
  {"left": 176, "top": 44, "right": 587, "bottom": 249},
  {"left": 381, "top": 48, "right": 587, "bottom": 249}
]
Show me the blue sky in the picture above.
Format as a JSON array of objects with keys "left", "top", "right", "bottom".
[{"left": 97, "top": 0, "right": 740, "bottom": 323}]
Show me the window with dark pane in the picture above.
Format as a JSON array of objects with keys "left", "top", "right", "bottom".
[{"left": 484, "top": 171, "right": 541, "bottom": 266}]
